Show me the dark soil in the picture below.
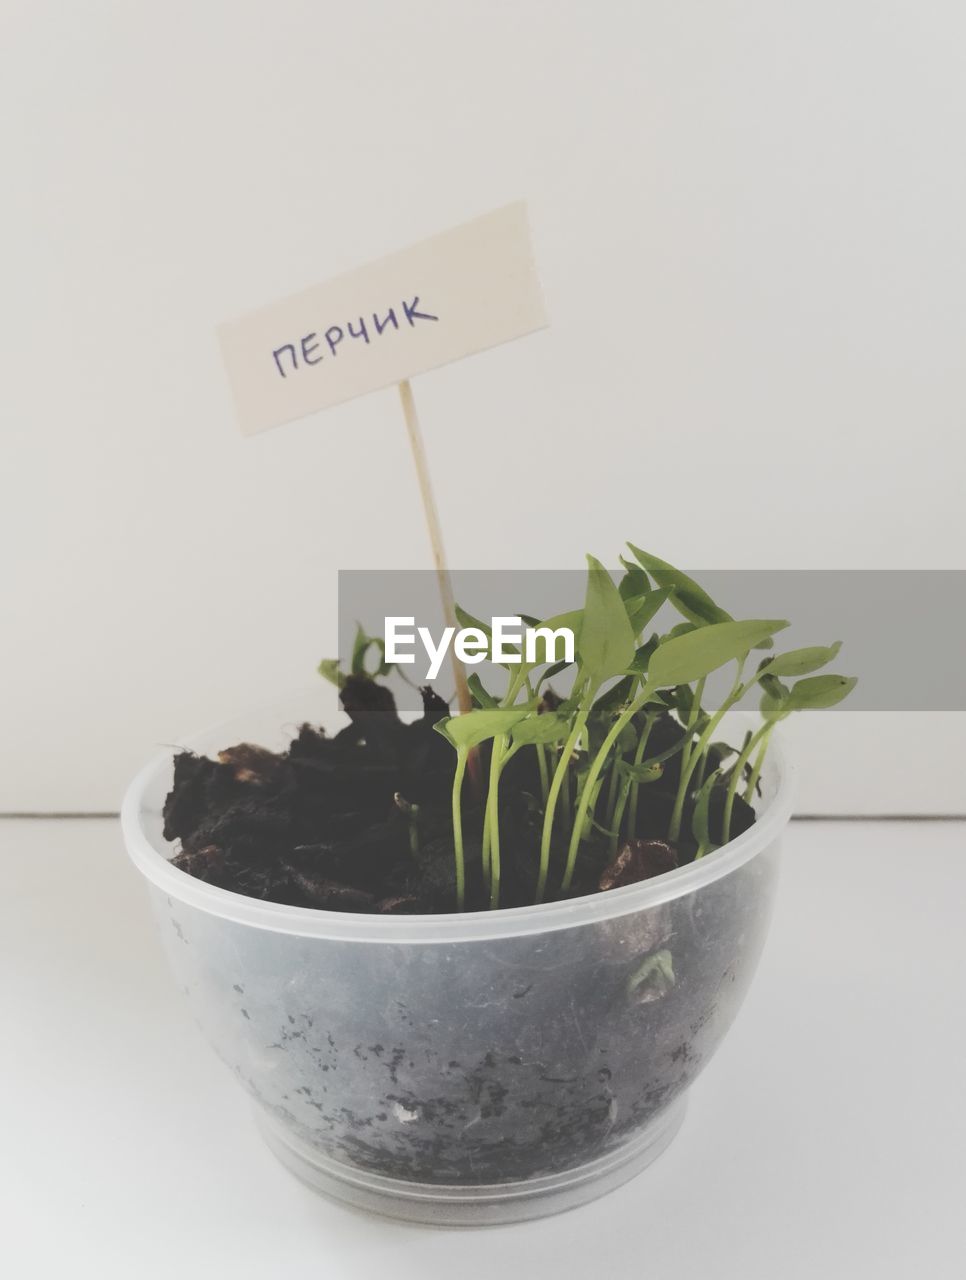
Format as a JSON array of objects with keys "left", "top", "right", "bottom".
[{"left": 163, "top": 676, "right": 756, "bottom": 914}]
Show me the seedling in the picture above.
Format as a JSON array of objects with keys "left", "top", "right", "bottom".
[
  {"left": 316, "top": 548, "right": 854, "bottom": 911},
  {"left": 424, "top": 547, "right": 855, "bottom": 909}
]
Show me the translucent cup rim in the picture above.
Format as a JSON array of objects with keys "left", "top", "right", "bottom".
[{"left": 121, "top": 700, "right": 795, "bottom": 945}]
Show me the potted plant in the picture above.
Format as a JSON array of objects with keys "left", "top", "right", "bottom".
[{"left": 122, "top": 547, "right": 854, "bottom": 1224}]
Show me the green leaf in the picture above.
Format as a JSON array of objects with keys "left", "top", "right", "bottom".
[
  {"left": 627, "top": 545, "right": 732, "bottom": 625},
  {"left": 350, "top": 623, "right": 367, "bottom": 675},
  {"left": 619, "top": 566, "right": 651, "bottom": 602},
  {"left": 663, "top": 621, "right": 697, "bottom": 641},
  {"left": 759, "top": 673, "right": 790, "bottom": 721},
  {"left": 786, "top": 674, "right": 857, "bottom": 711},
  {"left": 510, "top": 713, "right": 571, "bottom": 747},
  {"left": 667, "top": 682, "right": 695, "bottom": 723},
  {"left": 554, "top": 686, "right": 585, "bottom": 718},
  {"left": 626, "top": 635, "right": 659, "bottom": 675},
  {"left": 538, "top": 657, "right": 574, "bottom": 687},
  {"left": 317, "top": 658, "right": 346, "bottom": 690},
  {"left": 454, "top": 604, "right": 488, "bottom": 634},
  {"left": 350, "top": 624, "right": 390, "bottom": 678},
  {"left": 616, "top": 758, "right": 664, "bottom": 783},
  {"left": 624, "top": 587, "right": 672, "bottom": 637},
  {"left": 526, "top": 609, "right": 583, "bottom": 666},
  {"left": 453, "top": 606, "right": 494, "bottom": 658},
  {"left": 648, "top": 619, "right": 790, "bottom": 688},
  {"left": 433, "top": 705, "right": 531, "bottom": 751},
  {"left": 705, "top": 740, "right": 739, "bottom": 772},
  {"left": 591, "top": 674, "right": 635, "bottom": 718},
  {"left": 467, "top": 672, "right": 497, "bottom": 708},
  {"left": 762, "top": 641, "right": 842, "bottom": 678},
  {"left": 579, "top": 556, "right": 638, "bottom": 683},
  {"left": 453, "top": 605, "right": 511, "bottom": 668}
]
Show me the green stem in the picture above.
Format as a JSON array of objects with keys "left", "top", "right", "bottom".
[
  {"left": 535, "top": 742, "right": 549, "bottom": 803},
  {"left": 611, "top": 715, "right": 656, "bottom": 855},
  {"left": 537, "top": 683, "right": 595, "bottom": 901},
  {"left": 667, "top": 676, "right": 706, "bottom": 842},
  {"left": 480, "top": 795, "right": 491, "bottom": 889},
  {"left": 625, "top": 712, "right": 656, "bottom": 845},
  {"left": 451, "top": 749, "right": 467, "bottom": 911},
  {"left": 604, "top": 753, "right": 622, "bottom": 832},
  {"left": 721, "top": 724, "right": 769, "bottom": 843},
  {"left": 527, "top": 668, "right": 550, "bottom": 807},
  {"left": 481, "top": 738, "right": 501, "bottom": 888},
  {"left": 667, "top": 707, "right": 725, "bottom": 843},
  {"left": 481, "top": 669, "right": 529, "bottom": 890},
  {"left": 668, "top": 663, "right": 753, "bottom": 843},
  {"left": 609, "top": 777, "right": 633, "bottom": 856},
  {"left": 486, "top": 736, "right": 507, "bottom": 910},
  {"left": 561, "top": 683, "right": 657, "bottom": 892},
  {"left": 743, "top": 726, "right": 773, "bottom": 803}
]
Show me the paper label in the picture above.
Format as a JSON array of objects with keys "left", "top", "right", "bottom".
[{"left": 217, "top": 202, "right": 548, "bottom": 436}]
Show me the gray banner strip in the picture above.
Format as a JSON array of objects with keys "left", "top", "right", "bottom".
[{"left": 336, "top": 570, "right": 966, "bottom": 712}]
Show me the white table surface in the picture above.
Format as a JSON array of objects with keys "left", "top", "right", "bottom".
[{"left": 3, "top": 817, "right": 964, "bottom": 1279}]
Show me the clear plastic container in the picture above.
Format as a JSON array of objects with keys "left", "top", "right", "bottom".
[{"left": 122, "top": 695, "right": 794, "bottom": 1225}]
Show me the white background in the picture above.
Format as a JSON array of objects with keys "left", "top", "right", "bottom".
[{"left": 2, "top": 1, "right": 964, "bottom": 813}]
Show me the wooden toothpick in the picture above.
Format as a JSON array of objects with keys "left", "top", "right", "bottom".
[{"left": 397, "top": 379, "right": 473, "bottom": 719}]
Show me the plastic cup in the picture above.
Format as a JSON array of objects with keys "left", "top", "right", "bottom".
[{"left": 122, "top": 697, "right": 794, "bottom": 1225}]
